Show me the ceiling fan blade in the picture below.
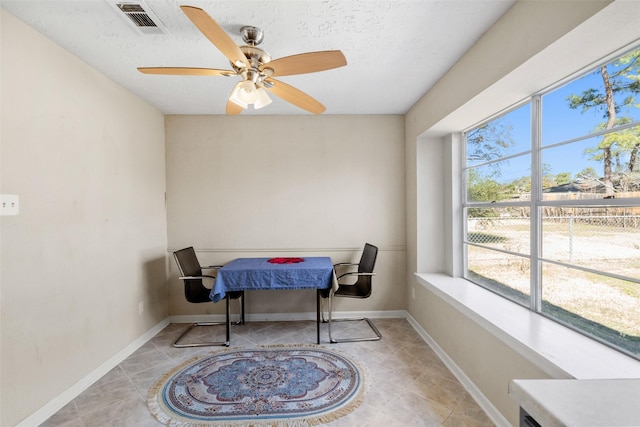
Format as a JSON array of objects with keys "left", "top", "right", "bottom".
[
  {"left": 265, "top": 51, "right": 347, "bottom": 77},
  {"left": 137, "top": 67, "right": 235, "bottom": 76},
  {"left": 264, "top": 79, "right": 326, "bottom": 114},
  {"left": 226, "top": 99, "right": 244, "bottom": 114},
  {"left": 180, "top": 6, "right": 249, "bottom": 68}
]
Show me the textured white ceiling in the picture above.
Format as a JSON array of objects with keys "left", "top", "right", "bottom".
[{"left": 1, "top": 0, "right": 515, "bottom": 115}]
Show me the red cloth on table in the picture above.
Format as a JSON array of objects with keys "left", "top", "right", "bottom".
[{"left": 268, "top": 257, "right": 305, "bottom": 264}]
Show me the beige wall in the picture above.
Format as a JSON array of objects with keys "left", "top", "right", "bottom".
[
  {"left": 0, "top": 10, "right": 168, "bottom": 426},
  {"left": 404, "top": 1, "right": 640, "bottom": 425},
  {"left": 165, "top": 115, "right": 406, "bottom": 317}
]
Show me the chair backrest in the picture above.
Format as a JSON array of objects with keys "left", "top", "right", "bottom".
[
  {"left": 174, "top": 247, "right": 201, "bottom": 277},
  {"left": 355, "top": 243, "right": 378, "bottom": 297},
  {"left": 173, "top": 247, "right": 211, "bottom": 303},
  {"left": 358, "top": 243, "right": 378, "bottom": 274}
]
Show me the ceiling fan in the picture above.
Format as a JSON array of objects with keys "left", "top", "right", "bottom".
[{"left": 138, "top": 5, "right": 347, "bottom": 114}]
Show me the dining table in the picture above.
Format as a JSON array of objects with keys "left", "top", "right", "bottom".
[{"left": 210, "top": 256, "right": 336, "bottom": 345}]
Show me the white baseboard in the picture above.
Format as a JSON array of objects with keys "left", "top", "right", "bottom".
[
  {"left": 404, "top": 313, "right": 511, "bottom": 427},
  {"left": 16, "top": 318, "right": 170, "bottom": 427},
  {"left": 170, "top": 309, "right": 406, "bottom": 324}
]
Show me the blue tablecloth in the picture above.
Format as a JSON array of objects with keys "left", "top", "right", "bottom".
[{"left": 211, "top": 257, "right": 334, "bottom": 302}]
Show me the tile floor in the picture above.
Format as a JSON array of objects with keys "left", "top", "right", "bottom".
[{"left": 40, "top": 318, "right": 495, "bottom": 426}]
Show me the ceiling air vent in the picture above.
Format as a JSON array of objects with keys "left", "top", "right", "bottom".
[{"left": 108, "top": 1, "right": 168, "bottom": 35}]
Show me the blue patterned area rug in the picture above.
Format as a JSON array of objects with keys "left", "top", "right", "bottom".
[{"left": 148, "top": 345, "right": 365, "bottom": 426}]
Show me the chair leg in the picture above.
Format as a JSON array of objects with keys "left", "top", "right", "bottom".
[
  {"left": 174, "top": 295, "right": 241, "bottom": 348},
  {"left": 320, "top": 295, "right": 329, "bottom": 323},
  {"left": 173, "top": 321, "right": 230, "bottom": 348},
  {"left": 327, "top": 294, "right": 382, "bottom": 343}
]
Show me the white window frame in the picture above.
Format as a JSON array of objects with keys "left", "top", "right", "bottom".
[{"left": 462, "top": 76, "right": 640, "bottom": 359}]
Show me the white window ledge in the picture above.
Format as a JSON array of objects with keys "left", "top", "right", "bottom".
[{"left": 415, "top": 273, "right": 640, "bottom": 379}]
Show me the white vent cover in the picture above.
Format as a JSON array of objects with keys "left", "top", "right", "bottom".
[{"left": 107, "top": 0, "right": 168, "bottom": 35}]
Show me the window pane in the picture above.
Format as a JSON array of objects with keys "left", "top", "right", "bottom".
[
  {"left": 466, "top": 245, "right": 530, "bottom": 306},
  {"left": 466, "top": 103, "right": 531, "bottom": 166},
  {"left": 467, "top": 207, "right": 530, "bottom": 255},
  {"left": 462, "top": 48, "right": 640, "bottom": 360},
  {"left": 541, "top": 206, "right": 640, "bottom": 280},
  {"left": 466, "top": 154, "right": 531, "bottom": 202},
  {"left": 541, "top": 263, "right": 640, "bottom": 358},
  {"left": 542, "top": 130, "right": 640, "bottom": 199},
  {"left": 542, "top": 49, "right": 640, "bottom": 146}
]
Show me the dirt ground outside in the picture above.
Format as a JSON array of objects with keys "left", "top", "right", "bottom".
[{"left": 467, "top": 216, "right": 640, "bottom": 355}]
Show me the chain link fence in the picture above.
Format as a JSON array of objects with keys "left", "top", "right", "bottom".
[{"left": 467, "top": 213, "right": 640, "bottom": 277}]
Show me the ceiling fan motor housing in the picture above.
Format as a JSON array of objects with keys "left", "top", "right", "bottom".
[{"left": 240, "top": 46, "right": 271, "bottom": 67}]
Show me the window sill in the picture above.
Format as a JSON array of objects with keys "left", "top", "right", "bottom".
[{"left": 414, "top": 273, "right": 640, "bottom": 379}]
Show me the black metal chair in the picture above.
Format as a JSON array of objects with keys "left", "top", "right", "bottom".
[
  {"left": 322, "top": 243, "right": 382, "bottom": 343},
  {"left": 172, "top": 247, "right": 244, "bottom": 347}
]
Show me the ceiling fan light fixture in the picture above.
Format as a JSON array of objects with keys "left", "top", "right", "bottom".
[
  {"left": 237, "top": 80, "right": 259, "bottom": 103},
  {"left": 229, "top": 82, "right": 248, "bottom": 108},
  {"left": 254, "top": 87, "right": 272, "bottom": 109}
]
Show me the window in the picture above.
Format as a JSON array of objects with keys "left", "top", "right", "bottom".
[{"left": 463, "top": 48, "right": 640, "bottom": 359}]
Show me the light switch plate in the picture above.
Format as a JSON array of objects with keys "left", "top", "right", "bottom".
[{"left": 0, "top": 194, "right": 19, "bottom": 215}]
